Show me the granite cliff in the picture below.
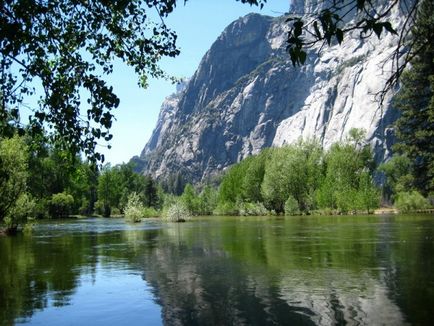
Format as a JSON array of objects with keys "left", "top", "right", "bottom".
[{"left": 134, "top": 1, "right": 405, "bottom": 183}]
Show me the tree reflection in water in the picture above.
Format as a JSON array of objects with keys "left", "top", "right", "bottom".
[{"left": 0, "top": 215, "right": 433, "bottom": 325}]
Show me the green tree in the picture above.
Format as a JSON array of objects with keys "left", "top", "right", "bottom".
[
  {"left": 163, "top": 199, "right": 191, "bottom": 222},
  {"left": 116, "top": 165, "right": 159, "bottom": 210},
  {"left": 261, "top": 148, "right": 294, "bottom": 214},
  {"left": 261, "top": 141, "right": 323, "bottom": 214},
  {"left": 284, "top": 195, "right": 299, "bottom": 216},
  {"left": 95, "top": 162, "right": 161, "bottom": 216},
  {"left": 218, "top": 162, "right": 247, "bottom": 205},
  {"left": 143, "top": 175, "right": 159, "bottom": 208},
  {"left": 96, "top": 165, "right": 122, "bottom": 217},
  {"left": 316, "top": 130, "right": 378, "bottom": 213},
  {"left": 357, "top": 171, "right": 380, "bottom": 213},
  {"left": 394, "top": 190, "right": 429, "bottom": 212},
  {"left": 1, "top": 0, "right": 181, "bottom": 160},
  {"left": 195, "top": 185, "right": 218, "bottom": 215},
  {"left": 393, "top": 0, "right": 434, "bottom": 196},
  {"left": 181, "top": 183, "right": 199, "bottom": 214},
  {"left": 242, "top": 149, "right": 270, "bottom": 203},
  {"left": 25, "top": 141, "right": 98, "bottom": 217},
  {"left": 0, "top": 135, "right": 33, "bottom": 232},
  {"left": 378, "top": 155, "right": 414, "bottom": 201},
  {"left": 48, "top": 192, "right": 74, "bottom": 218},
  {"left": 3, "top": 193, "right": 35, "bottom": 232}
]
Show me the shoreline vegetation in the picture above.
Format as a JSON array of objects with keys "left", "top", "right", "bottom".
[{"left": 1, "top": 129, "right": 432, "bottom": 235}]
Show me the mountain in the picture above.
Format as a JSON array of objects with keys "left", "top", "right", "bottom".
[{"left": 133, "top": 1, "right": 406, "bottom": 183}]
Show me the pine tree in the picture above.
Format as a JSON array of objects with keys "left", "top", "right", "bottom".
[{"left": 394, "top": 0, "right": 434, "bottom": 195}]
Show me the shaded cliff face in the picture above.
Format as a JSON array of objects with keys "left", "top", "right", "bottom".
[{"left": 137, "top": 3, "right": 404, "bottom": 183}]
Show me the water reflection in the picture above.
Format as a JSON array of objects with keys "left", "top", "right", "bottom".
[{"left": 0, "top": 215, "right": 433, "bottom": 325}]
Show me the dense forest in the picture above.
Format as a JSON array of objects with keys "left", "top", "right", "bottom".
[{"left": 0, "top": 125, "right": 431, "bottom": 235}]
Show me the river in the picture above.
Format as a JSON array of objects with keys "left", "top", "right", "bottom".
[{"left": 0, "top": 215, "right": 433, "bottom": 325}]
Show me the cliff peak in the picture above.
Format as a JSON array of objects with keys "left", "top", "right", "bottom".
[{"left": 135, "top": 10, "right": 403, "bottom": 183}]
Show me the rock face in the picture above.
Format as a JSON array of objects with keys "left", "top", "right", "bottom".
[{"left": 135, "top": 1, "right": 405, "bottom": 183}]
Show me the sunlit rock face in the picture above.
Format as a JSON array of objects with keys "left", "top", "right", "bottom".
[{"left": 136, "top": 1, "right": 406, "bottom": 183}]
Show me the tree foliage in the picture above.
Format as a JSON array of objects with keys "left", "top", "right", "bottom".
[
  {"left": 0, "top": 135, "right": 30, "bottom": 227},
  {"left": 1, "top": 0, "right": 181, "bottom": 160},
  {"left": 163, "top": 199, "right": 191, "bottom": 222},
  {"left": 96, "top": 162, "right": 160, "bottom": 217},
  {"left": 378, "top": 155, "right": 414, "bottom": 200},
  {"left": 124, "top": 192, "right": 144, "bottom": 223},
  {"left": 394, "top": 190, "right": 429, "bottom": 212},
  {"left": 316, "top": 130, "right": 377, "bottom": 213},
  {"left": 48, "top": 192, "right": 74, "bottom": 218},
  {"left": 217, "top": 130, "right": 380, "bottom": 215},
  {"left": 262, "top": 141, "right": 322, "bottom": 214},
  {"left": 393, "top": 0, "right": 434, "bottom": 196}
]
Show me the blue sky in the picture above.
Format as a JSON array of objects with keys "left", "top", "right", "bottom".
[{"left": 100, "top": 0, "right": 290, "bottom": 165}]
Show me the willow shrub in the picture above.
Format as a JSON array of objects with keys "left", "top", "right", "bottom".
[
  {"left": 238, "top": 202, "right": 269, "bottom": 216},
  {"left": 394, "top": 191, "right": 429, "bottom": 212},
  {"left": 124, "top": 192, "right": 144, "bottom": 223},
  {"left": 163, "top": 200, "right": 191, "bottom": 222},
  {"left": 49, "top": 192, "right": 74, "bottom": 218},
  {"left": 284, "top": 196, "right": 300, "bottom": 216}
]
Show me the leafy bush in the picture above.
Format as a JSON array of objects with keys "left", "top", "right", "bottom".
[
  {"left": 94, "top": 200, "right": 104, "bottom": 215},
  {"left": 49, "top": 192, "right": 74, "bottom": 218},
  {"left": 124, "top": 192, "right": 144, "bottom": 223},
  {"left": 213, "top": 201, "right": 239, "bottom": 216},
  {"left": 4, "top": 193, "right": 35, "bottom": 231},
  {"left": 394, "top": 191, "right": 429, "bottom": 212},
  {"left": 142, "top": 206, "right": 159, "bottom": 218},
  {"left": 239, "top": 202, "right": 269, "bottom": 216},
  {"left": 94, "top": 200, "right": 112, "bottom": 217},
  {"left": 335, "top": 189, "right": 358, "bottom": 214},
  {"left": 78, "top": 199, "right": 92, "bottom": 216},
  {"left": 284, "top": 196, "right": 300, "bottom": 215},
  {"left": 163, "top": 200, "right": 191, "bottom": 222},
  {"left": 356, "top": 171, "right": 380, "bottom": 213},
  {"left": 34, "top": 199, "right": 49, "bottom": 219}
]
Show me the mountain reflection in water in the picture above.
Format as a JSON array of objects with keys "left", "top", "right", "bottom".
[{"left": 0, "top": 215, "right": 432, "bottom": 325}]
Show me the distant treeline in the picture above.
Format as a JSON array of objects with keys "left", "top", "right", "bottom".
[
  {"left": 0, "top": 128, "right": 431, "bottom": 233},
  {"left": 0, "top": 134, "right": 163, "bottom": 232}
]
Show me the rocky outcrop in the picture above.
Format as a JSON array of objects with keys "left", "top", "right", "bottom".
[{"left": 135, "top": 1, "right": 405, "bottom": 183}]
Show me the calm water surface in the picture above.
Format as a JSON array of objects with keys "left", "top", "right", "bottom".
[{"left": 0, "top": 215, "right": 433, "bottom": 325}]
